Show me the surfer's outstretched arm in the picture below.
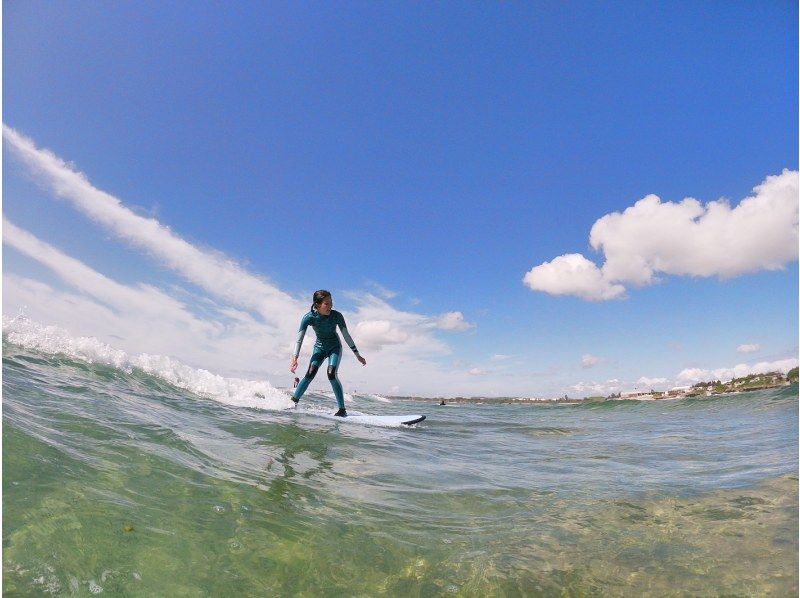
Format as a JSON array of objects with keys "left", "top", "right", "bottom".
[
  {"left": 290, "top": 314, "right": 311, "bottom": 373},
  {"left": 337, "top": 313, "right": 366, "bottom": 366}
]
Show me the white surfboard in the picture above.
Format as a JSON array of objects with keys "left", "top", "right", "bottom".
[
  {"left": 291, "top": 407, "right": 425, "bottom": 427},
  {"left": 258, "top": 392, "right": 426, "bottom": 426},
  {"left": 314, "top": 412, "right": 426, "bottom": 426}
]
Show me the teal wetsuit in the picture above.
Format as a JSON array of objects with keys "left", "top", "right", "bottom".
[{"left": 292, "top": 309, "right": 360, "bottom": 409}]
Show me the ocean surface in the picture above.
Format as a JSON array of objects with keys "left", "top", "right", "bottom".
[{"left": 3, "top": 319, "right": 798, "bottom": 596}]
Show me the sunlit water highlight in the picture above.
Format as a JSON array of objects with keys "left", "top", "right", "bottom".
[{"left": 3, "top": 331, "right": 797, "bottom": 596}]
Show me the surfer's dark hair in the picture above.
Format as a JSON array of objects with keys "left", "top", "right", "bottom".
[{"left": 311, "top": 289, "right": 332, "bottom": 312}]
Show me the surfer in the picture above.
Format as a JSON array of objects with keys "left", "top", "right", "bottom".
[{"left": 289, "top": 290, "right": 366, "bottom": 416}]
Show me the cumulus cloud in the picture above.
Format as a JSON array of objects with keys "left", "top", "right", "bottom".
[
  {"left": 353, "top": 319, "right": 410, "bottom": 349},
  {"left": 676, "top": 358, "right": 798, "bottom": 384},
  {"left": 343, "top": 293, "right": 472, "bottom": 354},
  {"left": 346, "top": 294, "right": 441, "bottom": 350},
  {"left": 737, "top": 343, "right": 761, "bottom": 353},
  {"left": 523, "top": 254, "right": 626, "bottom": 301},
  {"left": 524, "top": 170, "right": 799, "bottom": 300},
  {"left": 581, "top": 353, "right": 603, "bottom": 368}
]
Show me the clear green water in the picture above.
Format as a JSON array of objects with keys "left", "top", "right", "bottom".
[{"left": 3, "top": 344, "right": 797, "bottom": 596}]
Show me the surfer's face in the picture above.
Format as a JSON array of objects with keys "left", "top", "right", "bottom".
[{"left": 317, "top": 298, "right": 333, "bottom": 316}]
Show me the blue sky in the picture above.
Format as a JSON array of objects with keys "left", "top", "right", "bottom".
[{"left": 3, "top": 1, "right": 798, "bottom": 398}]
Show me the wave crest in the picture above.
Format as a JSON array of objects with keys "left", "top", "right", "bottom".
[{"left": 2, "top": 316, "right": 288, "bottom": 410}]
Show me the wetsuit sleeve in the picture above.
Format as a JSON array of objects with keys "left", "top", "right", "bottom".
[
  {"left": 337, "top": 313, "right": 360, "bottom": 356},
  {"left": 293, "top": 314, "right": 310, "bottom": 358}
]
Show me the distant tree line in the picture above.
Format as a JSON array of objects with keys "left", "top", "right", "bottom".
[{"left": 691, "top": 370, "right": 797, "bottom": 391}]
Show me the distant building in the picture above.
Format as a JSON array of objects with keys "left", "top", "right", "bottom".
[{"left": 620, "top": 390, "right": 654, "bottom": 400}]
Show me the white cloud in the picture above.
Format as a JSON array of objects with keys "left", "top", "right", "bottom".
[
  {"left": 524, "top": 170, "right": 799, "bottom": 300},
  {"left": 676, "top": 358, "right": 799, "bottom": 384},
  {"left": 343, "top": 293, "right": 465, "bottom": 355},
  {"left": 571, "top": 379, "right": 621, "bottom": 395},
  {"left": 468, "top": 367, "right": 489, "bottom": 376},
  {"left": 737, "top": 343, "right": 761, "bottom": 353},
  {"left": 636, "top": 376, "right": 668, "bottom": 387},
  {"left": 436, "top": 311, "right": 475, "bottom": 331},
  {"left": 353, "top": 319, "right": 409, "bottom": 349},
  {"left": 523, "top": 253, "right": 626, "bottom": 301},
  {"left": 3, "top": 124, "right": 304, "bottom": 332},
  {"left": 581, "top": 353, "right": 603, "bottom": 368},
  {"left": 2, "top": 273, "right": 286, "bottom": 373},
  {"left": 490, "top": 354, "right": 513, "bottom": 362},
  {"left": 675, "top": 368, "right": 708, "bottom": 384},
  {"left": 365, "top": 282, "right": 398, "bottom": 299},
  {"left": 3, "top": 218, "right": 213, "bottom": 333}
]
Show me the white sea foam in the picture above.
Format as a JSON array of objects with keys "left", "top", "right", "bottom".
[
  {"left": 2, "top": 316, "right": 289, "bottom": 410},
  {"left": 365, "top": 393, "right": 391, "bottom": 403}
]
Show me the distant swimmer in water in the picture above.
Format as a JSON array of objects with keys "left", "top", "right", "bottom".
[
  {"left": 440, "top": 399, "right": 447, "bottom": 406},
  {"left": 289, "top": 290, "right": 367, "bottom": 416}
]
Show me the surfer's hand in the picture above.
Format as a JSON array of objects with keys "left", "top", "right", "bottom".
[
  {"left": 290, "top": 357, "right": 298, "bottom": 373},
  {"left": 357, "top": 356, "right": 367, "bottom": 366}
]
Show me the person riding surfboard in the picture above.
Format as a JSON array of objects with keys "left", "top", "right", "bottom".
[{"left": 289, "top": 290, "right": 366, "bottom": 416}]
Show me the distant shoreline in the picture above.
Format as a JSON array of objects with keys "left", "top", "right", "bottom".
[{"left": 389, "top": 376, "right": 798, "bottom": 405}]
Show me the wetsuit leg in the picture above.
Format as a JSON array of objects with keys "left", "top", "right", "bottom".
[
  {"left": 326, "top": 347, "right": 345, "bottom": 410},
  {"left": 293, "top": 348, "right": 325, "bottom": 402}
]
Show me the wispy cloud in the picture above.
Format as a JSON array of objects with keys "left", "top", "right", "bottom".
[
  {"left": 436, "top": 311, "right": 475, "bottom": 332},
  {"left": 490, "top": 354, "right": 513, "bottom": 362},
  {"left": 2, "top": 271, "right": 288, "bottom": 374},
  {"left": 364, "top": 281, "right": 398, "bottom": 300},
  {"left": 1, "top": 218, "right": 297, "bottom": 373},
  {"left": 468, "top": 367, "right": 489, "bottom": 376},
  {"left": 737, "top": 343, "right": 761, "bottom": 353},
  {"left": 524, "top": 170, "right": 799, "bottom": 300},
  {"left": 581, "top": 353, "right": 603, "bottom": 368},
  {"left": 4, "top": 218, "right": 211, "bottom": 331},
  {"left": 3, "top": 124, "right": 304, "bottom": 332},
  {"left": 636, "top": 376, "right": 668, "bottom": 387}
]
